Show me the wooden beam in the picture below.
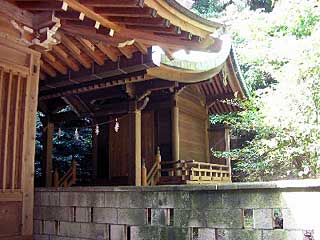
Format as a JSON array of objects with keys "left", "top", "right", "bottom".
[
  {"left": 16, "top": 1, "right": 64, "bottom": 11},
  {"left": 96, "top": 42, "right": 120, "bottom": 62},
  {"left": 40, "top": 60, "right": 57, "bottom": 78},
  {"left": 96, "top": 7, "right": 157, "bottom": 18},
  {"left": 58, "top": 0, "right": 121, "bottom": 33},
  {"left": 52, "top": 44, "right": 80, "bottom": 72},
  {"left": 128, "top": 101, "right": 141, "bottom": 186},
  {"left": 108, "top": 16, "right": 170, "bottom": 27},
  {"left": 79, "top": 0, "right": 144, "bottom": 8},
  {"left": 76, "top": 37, "right": 105, "bottom": 65},
  {"left": 118, "top": 45, "right": 135, "bottom": 59},
  {"left": 0, "top": 0, "right": 34, "bottom": 27},
  {"left": 133, "top": 41, "right": 148, "bottom": 55},
  {"left": 59, "top": 32, "right": 92, "bottom": 69}
]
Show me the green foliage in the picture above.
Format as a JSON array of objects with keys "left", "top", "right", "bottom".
[
  {"left": 192, "top": 0, "right": 274, "bottom": 17},
  {"left": 34, "top": 114, "right": 93, "bottom": 186},
  {"left": 210, "top": 0, "right": 320, "bottom": 181}
]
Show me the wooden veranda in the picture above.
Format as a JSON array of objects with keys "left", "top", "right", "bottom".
[{"left": 0, "top": 0, "right": 249, "bottom": 238}]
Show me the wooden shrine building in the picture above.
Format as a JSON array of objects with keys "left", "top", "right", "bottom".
[{"left": 0, "top": 0, "right": 248, "bottom": 238}]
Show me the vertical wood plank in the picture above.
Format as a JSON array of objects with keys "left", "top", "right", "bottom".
[
  {"left": 16, "top": 77, "right": 27, "bottom": 190},
  {"left": 0, "top": 68, "right": 4, "bottom": 190},
  {"left": 21, "top": 53, "right": 40, "bottom": 236},
  {"left": 2, "top": 71, "right": 13, "bottom": 190},
  {"left": 11, "top": 75, "right": 21, "bottom": 190}
]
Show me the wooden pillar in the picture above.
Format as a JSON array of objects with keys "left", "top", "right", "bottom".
[
  {"left": 128, "top": 101, "right": 141, "bottom": 186},
  {"left": 225, "top": 127, "right": 232, "bottom": 181},
  {"left": 43, "top": 120, "right": 54, "bottom": 187},
  {"left": 91, "top": 124, "right": 98, "bottom": 182},
  {"left": 205, "top": 108, "right": 210, "bottom": 162},
  {"left": 171, "top": 97, "right": 180, "bottom": 161}
]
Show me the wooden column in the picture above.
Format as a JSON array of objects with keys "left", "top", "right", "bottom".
[
  {"left": 91, "top": 124, "right": 98, "bottom": 182},
  {"left": 43, "top": 120, "right": 54, "bottom": 187},
  {"left": 171, "top": 97, "right": 180, "bottom": 161},
  {"left": 128, "top": 101, "right": 141, "bottom": 186},
  {"left": 204, "top": 109, "right": 210, "bottom": 162},
  {"left": 225, "top": 127, "right": 232, "bottom": 181}
]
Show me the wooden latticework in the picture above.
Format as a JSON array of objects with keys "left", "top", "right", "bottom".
[{"left": 0, "top": 36, "right": 40, "bottom": 239}]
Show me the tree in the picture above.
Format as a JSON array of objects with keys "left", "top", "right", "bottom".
[{"left": 209, "top": 0, "right": 320, "bottom": 181}]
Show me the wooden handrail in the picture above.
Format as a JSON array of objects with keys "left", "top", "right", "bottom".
[
  {"left": 53, "top": 159, "right": 77, "bottom": 187},
  {"left": 142, "top": 147, "right": 162, "bottom": 186},
  {"left": 160, "top": 159, "right": 231, "bottom": 183}
]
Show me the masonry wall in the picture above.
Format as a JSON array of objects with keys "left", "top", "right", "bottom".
[{"left": 34, "top": 180, "right": 320, "bottom": 240}]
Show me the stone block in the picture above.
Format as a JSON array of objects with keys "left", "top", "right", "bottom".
[
  {"left": 110, "top": 224, "right": 126, "bottom": 240},
  {"left": 253, "top": 209, "right": 273, "bottom": 229},
  {"left": 93, "top": 207, "right": 117, "bottom": 224},
  {"left": 216, "top": 229, "right": 262, "bottom": 240},
  {"left": 281, "top": 192, "right": 320, "bottom": 209},
  {"left": 159, "top": 227, "right": 190, "bottom": 240},
  {"left": 130, "top": 226, "right": 160, "bottom": 240},
  {"left": 105, "top": 191, "right": 145, "bottom": 208},
  {"left": 60, "top": 192, "right": 104, "bottom": 207},
  {"left": 118, "top": 208, "right": 146, "bottom": 225},
  {"left": 34, "top": 220, "right": 42, "bottom": 234},
  {"left": 198, "top": 228, "right": 216, "bottom": 240},
  {"left": 40, "top": 192, "right": 60, "bottom": 206},
  {"left": 262, "top": 230, "right": 302, "bottom": 240},
  {"left": 174, "top": 209, "right": 242, "bottom": 229},
  {"left": 59, "top": 221, "right": 81, "bottom": 237},
  {"left": 35, "top": 206, "right": 74, "bottom": 221},
  {"left": 190, "top": 191, "right": 223, "bottom": 209},
  {"left": 34, "top": 192, "right": 42, "bottom": 206},
  {"left": 76, "top": 207, "right": 91, "bottom": 222},
  {"left": 222, "top": 191, "right": 283, "bottom": 209},
  {"left": 33, "top": 234, "right": 49, "bottom": 240},
  {"left": 80, "top": 223, "right": 109, "bottom": 239},
  {"left": 156, "top": 192, "right": 191, "bottom": 209},
  {"left": 43, "top": 220, "right": 57, "bottom": 235}
]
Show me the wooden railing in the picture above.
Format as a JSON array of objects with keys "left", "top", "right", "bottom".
[
  {"left": 53, "top": 160, "right": 77, "bottom": 187},
  {"left": 161, "top": 160, "right": 231, "bottom": 184},
  {"left": 142, "top": 147, "right": 161, "bottom": 186}
]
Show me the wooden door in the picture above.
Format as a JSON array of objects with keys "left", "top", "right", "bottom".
[{"left": 0, "top": 36, "right": 40, "bottom": 239}]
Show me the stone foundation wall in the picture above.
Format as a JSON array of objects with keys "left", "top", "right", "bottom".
[{"left": 34, "top": 180, "right": 320, "bottom": 240}]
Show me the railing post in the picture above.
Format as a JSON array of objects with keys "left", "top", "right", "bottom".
[
  {"left": 141, "top": 159, "right": 147, "bottom": 186},
  {"left": 53, "top": 168, "right": 59, "bottom": 187}
]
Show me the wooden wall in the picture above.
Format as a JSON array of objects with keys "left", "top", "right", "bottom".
[
  {"left": 177, "top": 86, "right": 209, "bottom": 162},
  {"left": 109, "top": 116, "right": 129, "bottom": 178},
  {"left": 0, "top": 36, "right": 40, "bottom": 239}
]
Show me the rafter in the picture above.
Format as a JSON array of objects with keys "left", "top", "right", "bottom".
[
  {"left": 79, "top": 0, "right": 144, "bottom": 8},
  {"left": 95, "top": 42, "right": 120, "bottom": 62},
  {"left": 58, "top": 0, "right": 121, "bottom": 33},
  {"left": 118, "top": 45, "right": 136, "bottom": 59},
  {"left": 58, "top": 32, "right": 92, "bottom": 69},
  {"left": 52, "top": 44, "right": 80, "bottom": 72},
  {"left": 76, "top": 37, "right": 105, "bottom": 65},
  {"left": 40, "top": 60, "right": 57, "bottom": 78},
  {"left": 95, "top": 7, "right": 157, "bottom": 18}
]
